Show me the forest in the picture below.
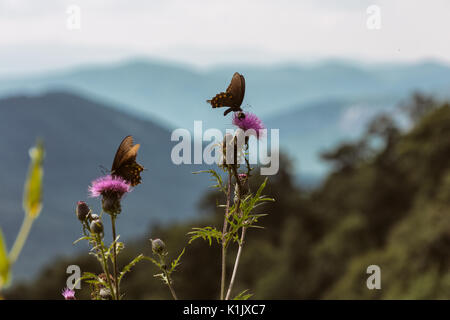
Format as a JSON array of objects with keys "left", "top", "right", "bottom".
[{"left": 5, "top": 93, "right": 450, "bottom": 300}]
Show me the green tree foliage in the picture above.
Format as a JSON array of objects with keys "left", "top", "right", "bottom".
[{"left": 6, "top": 94, "right": 450, "bottom": 299}]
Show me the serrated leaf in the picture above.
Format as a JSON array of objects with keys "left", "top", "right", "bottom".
[
  {"left": 73, "top": 236, "right": 91, "bottom": 245},
  {"left": 0, "top": 228, "right": 10, "bottom": 288},
  {"left": 143, "top": 256, "right": 160, "bottom": 268},
  {"left": 23, "top": 140, "right": 44, "bottom": 219},
  {"left": 233, "top": 289, "right": 253, "bottom": 300},
  {"left": 188, "top": 227, "right": 222, "bottom": 245},
  {"left": 169, "top": 248, "right": 185, "bottom": 273},
  {"left": 193, "top": 169, "right": 225, "bottom": 192},
  {"left": 118, "top": 254, "right": 145, "bottom": 283}
]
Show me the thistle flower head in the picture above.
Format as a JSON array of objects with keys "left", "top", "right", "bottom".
[
  {"left": 62, "top": 287, "right": 76, "bottom": 300},
  {"left": 89, "top": 175, "right": 131, "bottom": 198},
  {"left": 232, "top": 112, "right": 265, "bottom": 139},
  {"left": 89, "top": 175, "right": 131, "bottom": 215}
]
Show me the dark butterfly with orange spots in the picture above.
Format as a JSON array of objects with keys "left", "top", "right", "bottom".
[
  {"left": 207, "top": 72, "right": 245, "bottom": 116},
  {"left": 111, "top": 135, "right": 143, "bottom": 186}
]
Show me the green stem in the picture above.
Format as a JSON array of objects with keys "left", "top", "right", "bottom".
[
  {"left": 221, "top": 168, "right": 232, "bottom": 300},
  {"left": 225, "top": 167, "right": 245, "bottom": 300},
  {"left": 110, "top": 215, "right": 120, "bottom": 300},
  {"left": 97, "top": 235, "right": 116, "bottom": 300},
  {"left": 164, "top": 270, "right": 178, "bottom": 300},
  {"left": 8, "top": 215, "right": 34, "bottom": 264},
  {"left": 225, "top": 227, "right": 247, "bottom": 300}
]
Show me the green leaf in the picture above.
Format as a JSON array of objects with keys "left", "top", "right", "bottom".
[
  {"left": 169, "top": 248, "right": 185, "bottom": 273},
  {"left": 188, "top": 227, "right": 222, "bottom": 245},
  {"left": 118, "top": 254, "right": 145, "bottom": 283},
  {"left": 233, "top": 289, "right": 253, "bottom": 300},
  {"left": 153, "top": 272, "right": 169, "bottom": 285},
  {"left": 143, "top": 255, "right": 160, "bottom": 268},
  {"left": 73, "top": 236, "right": 91, "bottom": 245},
  {"left": 23, "top": 140, "right": 44, "bottom": 219},
  {"left": 0, "top": 228, "right": 10, "bottom": 288},
  {"left": 193, "top": 169, "right": 225, "bottom": 192}
]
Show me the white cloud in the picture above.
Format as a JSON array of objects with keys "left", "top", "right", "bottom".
[{"left": 0, "top": 0, "right": 449, "bottom": 73}]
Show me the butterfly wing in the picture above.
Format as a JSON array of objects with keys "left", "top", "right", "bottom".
[
  {"left": 226, "top": 72, "right": 245, "bottom": 108},
  {"left": 113, "top": 159, "right": 144, "bottom": 187},
  {"left": 112, "top": 136, "right": 134, "bottom": 172},
  {"left": 207, "top": 91, "right": 235, "bottom": 109},
  {"left": 111, "top": 136, "right": 143, "bottom": 186},
  {"left": 207, "top": 72, "right": 245, "bottom": 114}
]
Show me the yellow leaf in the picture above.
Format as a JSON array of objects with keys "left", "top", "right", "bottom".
[
  {"left": 23, "top": 140, "right": 44, "bottom": 219},
  {"left": 0, "top": 228, "right": 10, "bottom": 289}
]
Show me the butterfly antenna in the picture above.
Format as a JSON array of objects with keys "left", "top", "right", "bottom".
[{"left": 99, "top": 165, "right": 109, "bottom": 175}]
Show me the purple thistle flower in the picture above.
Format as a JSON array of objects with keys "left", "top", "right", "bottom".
[
  {"left": 238, "top": 173, "right": 248, "bottom": 181},
  {"left": 89, "top": 175, "right": 131, "bottom": 198},
  {"left": 89, "top": 175, "right": 131, "bottom": 215},
  {"left": 62, "top": 287, "right": 76, "bottom": 300},
  {"left": 232, "top": 112, "right": 265, "bottom": 139}
]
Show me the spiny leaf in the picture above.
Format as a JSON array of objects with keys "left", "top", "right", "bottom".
[
  {"left": 73, "top": 236, "right": 91, "bottom": 245},
  {"left": 169, "top": 248, "right": 185, "bottom": 273},
  {"left": 143, "top": 256, "right": 160, "bottom": 268},
  {"left": 193, "top": 169, "right": 225, "bottom": 192},
  {"left": 233, "top": 289, "right": 253, "bottom": 300},
  {"left": 118, "top": 254, "right": 145, "bottom": 283},
  {"left": 188, "top": 227, "right": 222, "bottom": 245},
  {"left": 153, "top": 273, "right": 169, "bottom": 285}
]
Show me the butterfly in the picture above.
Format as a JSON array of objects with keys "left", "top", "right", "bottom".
[
  {"left": 111, "top": 135, "right": 143, "bottom": 186},
  {"left": 207, "top": 72, "right": 245, "bottom": 116}
]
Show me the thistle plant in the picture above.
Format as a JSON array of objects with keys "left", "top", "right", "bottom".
[
  {"left": 73, "top": 136, "right": 146, "bottom": 300},
  {"left": 145, "top": 238, "right": 185, "bottom": 300},
  {"left": 73, "top": 178, "right": 146, "bottom": 300},
  {"left": 189, "top": 111, "right": 274, "bottom": 300}
]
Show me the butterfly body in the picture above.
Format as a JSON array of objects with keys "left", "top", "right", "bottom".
[
  {"left": 111, "top": 136, "right": 143, "bottom": 186},
  {"left": 207, "top": 72, "right": 245, "bottom": 116}
]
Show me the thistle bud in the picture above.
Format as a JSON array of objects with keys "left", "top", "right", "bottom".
[
  {"left": 99, "top": 287, "right": 112, "bottom": 300},
  {"left": 90, "top": 219, "right": 104, "bottom": 235},
  {"left": 76, "top": 201, "right": 90, "bottom": 221},
  {"left": 90, "top": 214, "right": 100, "bottom": 221},
  {"left": 151, "top": 238, "right": 166, "bottom": 254}
]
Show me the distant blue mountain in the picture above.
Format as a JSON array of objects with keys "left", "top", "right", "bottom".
[
  {"left": 267, "top": 97, "right": 396, "bottom": 175},
  {"left": 0, "top": 59, "right": 449, "bottom": 178},
  {"left": 0, "top": 92, "right": 209, "bottom": 281},
  {"left": 0, "top": 59, "right": 449, "bottom": 130}
]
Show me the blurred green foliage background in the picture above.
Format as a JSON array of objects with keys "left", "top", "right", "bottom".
[{"left": 5, "top": 94, "right": 450, "bottom": 300}]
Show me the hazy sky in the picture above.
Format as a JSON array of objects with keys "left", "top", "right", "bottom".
[{"left": 0, "top": 0, "right": 449, "bottom": 74}]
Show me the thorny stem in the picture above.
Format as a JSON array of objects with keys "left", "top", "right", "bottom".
[
  {"left": 110, "top": 214, "right": 120, "bottom": 300},
  {"left": 96, "top": 234, "right": 116, "bottom": 300},
  {"left": 160, "top": 255, "right": 178, "bottom": 300},
  {"left": 225, "top": 227, "right": 247, "bottom": 300},
  {"left": 225, "top": 167, "right": 246, "bottom": 300},
  {"left": 221, "top": 168, "right": 232, "bottom": 300},
  {"left": 165, "top": 271, "right": 178, "bottom": 300}
]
